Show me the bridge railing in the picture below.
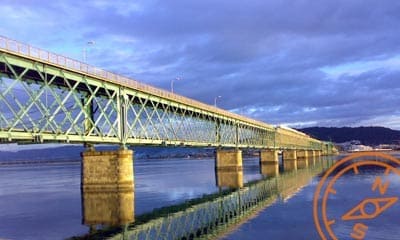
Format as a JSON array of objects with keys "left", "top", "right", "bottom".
[{"left": 0, "top": 35, "right": 274, "bottom": 131}]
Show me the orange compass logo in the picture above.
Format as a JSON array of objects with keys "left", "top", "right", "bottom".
[{"left": 313, "top": 152, "right": 400, "bottom": 240}]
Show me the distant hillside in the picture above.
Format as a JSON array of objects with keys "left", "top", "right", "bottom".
[
  {"left": 0, "top": 145, "right": 213, "bottom": 162},
  {"left": 0, "top": 144, "right": 261, "bottom": 163},
  {"left": 299, "top": 126, "right": 400, "bottom": 145}
]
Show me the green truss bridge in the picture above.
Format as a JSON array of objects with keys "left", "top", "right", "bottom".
[{"left": 0, "top": 35, "right": 333, "bottom": 152}]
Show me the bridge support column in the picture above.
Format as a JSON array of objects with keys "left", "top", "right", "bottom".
[
  {"left": 297, "top": 150, "right": 309, "bottom": 169},
  {"left": 259, "top": 150, "right": 279, "bottom": 177},
  {"left": 81, "top": 149, "right": 134, "bottom": 191},
  {"left": 81, "top": 148, "right": 134, "bottom": 227},
  {"left": 215, "top": 149, "right": 243, "bottom": 188},
  {"left": 316, "top": 150, "right": 322, "bottom": 157},
  {"left": 309, "top": 150, "right": 316, "bottom": 165},
  {"left": 283, "top": 150, "right": 297, "bottom": 171}
]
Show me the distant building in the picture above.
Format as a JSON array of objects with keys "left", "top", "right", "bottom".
[
  {"left": 348, "top": 144, "right": 373, "bottom": 152},
  {"left": 335, "top": 139, "right": 400, "bottom": 152},
  {"left": 336, "top": 140, "right": 372, "bottom": 152},
  {"left": 376, "top": 144, "right": 398, "bottom": 150}
]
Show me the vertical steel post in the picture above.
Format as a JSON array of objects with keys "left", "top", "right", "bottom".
[
  {"left": 82, "top": 94, "right": 94, "bottom": 136},
  {"left": 82, "top": 93, "right": 94, "bottom": 150},
  {"left": 235, "top": 122, "right": 239, "bottom": 149},
  {"left": 119, "top": 87, "right": 128, "bottom": 148},
  {"left": 215, "top": 119, "right": 221, "bottom": 145}
]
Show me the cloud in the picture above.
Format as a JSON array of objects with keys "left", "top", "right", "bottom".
[{"left": 1, "top": 0, "right": 400, "bottom": 129}]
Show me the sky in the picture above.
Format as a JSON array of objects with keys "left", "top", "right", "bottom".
[{"left": 0, "top": 0, "right": 399, "bottom": 129}]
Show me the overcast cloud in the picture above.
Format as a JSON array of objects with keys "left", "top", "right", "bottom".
[{"left": 1, "top": 0, "right": 399, "bottom": 129}]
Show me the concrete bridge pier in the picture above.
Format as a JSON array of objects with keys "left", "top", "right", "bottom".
[
  {"left": 215, "top": 149, "right": 243, "bottom": 188},
  {"left": 81, "top": 147, "right": 134, "bottom": 227},
  {"left": 283, "top": 150, "right": 297, "bottom": 171},
  {"left": 297, "top": 150, "right": 309, "bottom": 169},
  {"left": 315, "top": 150, "right": 322, "bottom": 158},
  {"left": 81, "top": 148, "right": 134, "bottom": 192},
  {"left": 308, "top": 150, "right": 316, "bottom": 165},
  {"left": 259, "top": 149, "right": 279, "bottom": 177}
]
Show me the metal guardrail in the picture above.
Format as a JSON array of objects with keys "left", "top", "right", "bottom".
[{"left": 0, "top": 35, "right": 276, "bottom": 131}]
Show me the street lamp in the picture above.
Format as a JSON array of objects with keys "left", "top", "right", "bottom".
[
  {"left": 171, "top": 77, "right": 181, "bottom": 93},
  {"left": 214, "top": 95, "right": 222, "bottom": 107},
  {"left": 83, "top": 41, "right": 95, "bottom": 62}
]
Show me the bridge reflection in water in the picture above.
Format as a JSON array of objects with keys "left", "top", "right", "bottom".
[
  {"left": 82, "top": 188, "right": 134, "bottom": 232},
  {"left": 77, "top": 154, "right": 335, "bottom": 240}
]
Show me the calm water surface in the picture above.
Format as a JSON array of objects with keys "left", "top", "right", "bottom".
[
  {"left": 1, "top": 152, "right": 399, "bottom": 240},
  {"left": 0, "top": 154, "right": 263, "bottom": 240}
]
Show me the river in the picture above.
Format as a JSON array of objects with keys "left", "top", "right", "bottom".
[{"left": 0, "top": 150, "right": 398, "bottom": 239}]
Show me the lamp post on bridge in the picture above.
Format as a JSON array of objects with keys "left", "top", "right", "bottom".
[
  {"left": 214, "top": 95, "right": 222, "bottom": 107},
  {"left": 171, "top": 77, "right": 181, "bottom": 93},
  {"left": 83, "top": 41, "right": 95, "bottom": 63}
]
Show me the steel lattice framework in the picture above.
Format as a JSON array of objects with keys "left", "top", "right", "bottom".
[{"left": 0, "top": 36, "right": 329, "bottom": 150}]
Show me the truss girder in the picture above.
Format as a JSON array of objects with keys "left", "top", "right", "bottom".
[{"left": 0, "top": 51, "right": 324, "bottom": 150}]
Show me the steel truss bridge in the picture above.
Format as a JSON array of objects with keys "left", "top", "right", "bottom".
[{"left": 0, "top": 36, "right": 333, "bottom": 152}]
